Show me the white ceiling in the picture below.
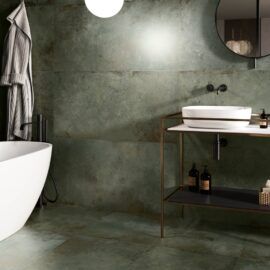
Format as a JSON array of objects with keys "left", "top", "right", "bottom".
[{"left": 217, "top": 0, "right": 270, "bottom": 20}]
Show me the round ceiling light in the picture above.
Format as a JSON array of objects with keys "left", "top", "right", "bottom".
[{"left": 85, "top": 0, "right": 124, "bottom": 18}]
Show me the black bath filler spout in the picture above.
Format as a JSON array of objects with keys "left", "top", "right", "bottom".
[
  {"left": 20, "top": 114, "right": 47, "bottom": 142},
  {"left": 20, "top": 114, "right": 50, "bottom": 208},
  {"left": 21, "top": 114, "right": 59, "bottom": 207}
]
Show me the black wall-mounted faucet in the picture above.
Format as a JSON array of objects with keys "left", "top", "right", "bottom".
[{"left": 207, "top": 84, "right": 227, "bottom": 95}]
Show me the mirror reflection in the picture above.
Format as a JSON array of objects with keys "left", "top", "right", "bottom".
[{"left": 216, "top": 0, "right": 270, "bottom": 58}]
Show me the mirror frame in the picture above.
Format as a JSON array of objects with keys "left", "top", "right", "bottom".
[{"left": 215, "top": 0, "right": 270, "bottom": 59}]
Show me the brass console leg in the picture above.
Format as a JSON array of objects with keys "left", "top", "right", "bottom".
[
  {"left": 179, "top": 133, "right": 185, "bottom": 218},
  {"left": 179, "top": 133, "right": 184, "bottom": 187},
  {"left": 160, "top": 119, "right": 165, "bottom": 238}
]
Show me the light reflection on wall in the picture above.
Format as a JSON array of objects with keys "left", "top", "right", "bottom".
[{"left": 140, "top": 25, "right": 176, "bottom": 60}]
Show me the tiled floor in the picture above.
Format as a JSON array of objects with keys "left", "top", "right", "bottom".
[{"left": 1, "top": 205, "right": 270, "bottom": 270}]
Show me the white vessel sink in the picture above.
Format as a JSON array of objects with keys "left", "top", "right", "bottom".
[{"left": 182, "top": 106, "right": 252, "bottom": 129}]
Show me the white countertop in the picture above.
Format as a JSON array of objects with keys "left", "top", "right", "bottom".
[{"left": 167, "top": 124, "right": 270, "bottom": 136}]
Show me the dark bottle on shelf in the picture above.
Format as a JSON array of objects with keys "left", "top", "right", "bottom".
[
  {"left": 260, "top": 109, "right": 268, "bottom": 129},
  {"left": 188, "top": 163, "right": 199, "bottom": 192},
  {"left": 200, "top": 166, "right": 212, "bottom": 195}
]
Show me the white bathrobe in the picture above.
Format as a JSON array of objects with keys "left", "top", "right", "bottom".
[{"left": 0, "top": 2, "right": 34, "bottom": 141}]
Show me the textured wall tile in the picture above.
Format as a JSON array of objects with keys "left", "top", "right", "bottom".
[
  {"left": 33, "top": 71, "right": 58, "bottom": 140},
  {"left": 28, "top": 5, "right": 55, "bottom": 71},
  {"left": 52, "top": 71, "right": 178, "bottom": 142},
  {"left": 54, "top": 5, "right": 98, "bottom": 72},
  {"left": 54, "top": 0, "right": 250, "bottom": 72},
  {"left": 52, "top": 138, "right": 177, "bottom": 213}
]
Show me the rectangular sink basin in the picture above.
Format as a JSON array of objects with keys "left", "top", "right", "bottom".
[{"left": 182, "top": 106, "right": 252, "bottom": 129}]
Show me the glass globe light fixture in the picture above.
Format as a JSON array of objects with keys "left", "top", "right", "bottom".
[{"left": 85, "top": 0, "right": 124, "bottom": 18}]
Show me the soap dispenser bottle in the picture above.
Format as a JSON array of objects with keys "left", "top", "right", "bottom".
[
  {"left": 188, "top": 163, "right": 199, "bottom": 192},
  {"left": 200, "top": 166, "right": 212, "bottom": 195},
  {"left": 260, "top": 109, "right": 268, "bottom": 129}
]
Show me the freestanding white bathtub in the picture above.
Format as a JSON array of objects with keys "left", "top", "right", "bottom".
[{"left": 0, "top": 142, "right": 52, "bottom": 242}]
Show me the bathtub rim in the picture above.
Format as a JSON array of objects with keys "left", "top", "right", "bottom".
[{"left": 0, "top": 141, "right": 53, "bottom": 164}]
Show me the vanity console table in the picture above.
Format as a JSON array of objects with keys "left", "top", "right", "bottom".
[{"left": 160, "top": 112, "right": 270, "bottom": 238}]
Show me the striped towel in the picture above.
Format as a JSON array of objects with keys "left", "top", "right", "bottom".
[{"left": 0, "top": 1, "right": 34, "bottom": 141}]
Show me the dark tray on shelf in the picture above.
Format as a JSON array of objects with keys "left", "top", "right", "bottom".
[{"left": 167, "top": 187, "right": 270, "bottom": 212}]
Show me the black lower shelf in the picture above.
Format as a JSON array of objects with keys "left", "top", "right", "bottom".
[{"left": 166, "top": 187, "right": 270, "bottom": 213}]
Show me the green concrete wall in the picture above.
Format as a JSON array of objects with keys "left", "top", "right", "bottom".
[{"left": 1, "top": 0, "right": 270, "bottom": 225}]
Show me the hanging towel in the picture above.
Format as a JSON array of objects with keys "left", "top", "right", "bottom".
[{"left": 0, "top": 1, "right": 34, "bottom": 141}]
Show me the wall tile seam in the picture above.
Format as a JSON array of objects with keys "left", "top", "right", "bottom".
[
  {"left": 45, "top": 69, "right": 270, "bottom": 75},
  {"left": 53, "top": 135, "right": 176, "bottom": 144}
]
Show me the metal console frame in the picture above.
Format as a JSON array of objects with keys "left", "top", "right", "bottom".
[{"left": 160, "top": 111, "right": 269, "bottom": 238}]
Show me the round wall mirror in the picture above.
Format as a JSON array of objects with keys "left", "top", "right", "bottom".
[{"left": 216, "top": 0, "right": 270, "bottom": 58}]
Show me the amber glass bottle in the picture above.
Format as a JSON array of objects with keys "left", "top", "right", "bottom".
[
  {"left": 200, "top": 166, "right": 212, "bottom": 195},
  {"left": 188, "top": 163, "right": 199, "bottom": 192},
  {"left": 260, "top": 109, "right": 268, "bottom": 129}
]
